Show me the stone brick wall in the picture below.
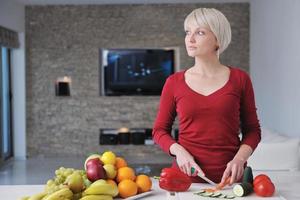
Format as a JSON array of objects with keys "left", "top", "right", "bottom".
[{"left": 25, "top": 3, "right": 249, "bottom": 160}]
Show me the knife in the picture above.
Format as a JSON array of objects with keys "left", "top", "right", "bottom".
[{"left": 191, "top": 167, "right": 217, "bottom": 186}]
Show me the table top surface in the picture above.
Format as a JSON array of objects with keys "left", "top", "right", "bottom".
[{"left": 0, "top": 171, "right": 299, "bottom": 200}]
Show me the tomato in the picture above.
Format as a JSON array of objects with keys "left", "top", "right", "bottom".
[
  {"left": 254, "top": 179, "right": 275, "bottom": 197},
  {"left": 253, "top": 174, "right": 271, "bottom": 186}
]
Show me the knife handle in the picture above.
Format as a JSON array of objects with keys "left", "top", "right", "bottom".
[{"left": 191, "top": 167, "right": 196, "bottom": 174}]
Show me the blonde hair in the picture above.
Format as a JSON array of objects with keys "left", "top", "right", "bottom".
[{"left": 184, "top": 8, "right": 232, "bottom": 56}]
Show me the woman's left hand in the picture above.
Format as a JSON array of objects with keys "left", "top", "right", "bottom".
[{"left": 220, "top": 157, "right": 246, "bottom": 185}]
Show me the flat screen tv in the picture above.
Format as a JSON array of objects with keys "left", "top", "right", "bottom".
[{"left": 101, "top": 48, "right": 175, "bottom": 96}]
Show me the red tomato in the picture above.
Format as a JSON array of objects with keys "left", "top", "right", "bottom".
[
  {"left": 254, "top": 180, "right": 275, "bottom": 197},
  {"left": 253, "top": 174, "right": 271, "bottom": 186}
]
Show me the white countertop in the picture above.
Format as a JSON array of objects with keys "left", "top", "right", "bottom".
[{"left": 1, "top": 171, "right": 299, "bottom": 200}]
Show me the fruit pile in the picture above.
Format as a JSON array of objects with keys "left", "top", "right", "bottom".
[{"left": 21, "top": 151, "right": 152, "bottom": 200}]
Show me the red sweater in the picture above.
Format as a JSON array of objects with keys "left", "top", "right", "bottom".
[{"left": 152, "top": 66, "right": 261, "bottom": 183}]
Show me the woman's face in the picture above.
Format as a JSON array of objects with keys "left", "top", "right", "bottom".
[{"left": 184, "top": 21, "right": 218, "bottom": 58}]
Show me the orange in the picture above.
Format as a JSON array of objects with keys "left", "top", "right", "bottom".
[
  {"left": 116, "top": 167, "right": 136, "bottom": 183},
  {"left": 115, "top": 157, "right": 127, "bottom": 169},
  {"left": 106, "top": 179, "right": 117, "bottom": 187},
  {"left": 135, "top": 174, "right": 152, "bottom": 193},
  {"left": 118, "top": 179, "right": 138, "bottom": 198}
]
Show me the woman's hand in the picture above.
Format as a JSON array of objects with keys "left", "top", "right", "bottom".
[
  {"left": 170, "top": 143, "right": 204, "bottom": 177},
  {"left": 221, "top": 157, "right": 246, "bottom": 185}
]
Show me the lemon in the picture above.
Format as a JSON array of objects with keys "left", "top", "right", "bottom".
[{"left": 101, "top": 151, "right": 116, "bottom": 165}]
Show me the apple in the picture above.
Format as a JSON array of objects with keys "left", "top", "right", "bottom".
[
  {"left": 86, "top": 158, "right": 107, "bottom": 182},
  {"left": 84, "top": 154, "right": 102, "bottom": 170},
  {"left": 103, "top": 164, "right": 117, "bottom": 179}
]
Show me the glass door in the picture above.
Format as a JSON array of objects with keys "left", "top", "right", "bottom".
[{"left": 0, "top": 46, "right": 13, "bottom": 166}]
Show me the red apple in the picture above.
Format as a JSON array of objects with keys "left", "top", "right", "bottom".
[
  {"left": 86, "top": 158, "right": 107, "bottom": 182},
  {"left": 84, "top": 154, "right": 102, "bottom": 170}
]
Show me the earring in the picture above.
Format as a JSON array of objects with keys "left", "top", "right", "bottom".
[{"left": 216, "top": 47, "right": 220, "bottom": 59}]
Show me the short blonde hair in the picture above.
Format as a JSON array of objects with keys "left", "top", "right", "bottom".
[{"left": 184, "top": 8, "right": 232, "bottom": 55}]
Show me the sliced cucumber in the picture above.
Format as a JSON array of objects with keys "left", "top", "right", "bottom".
[
  {"left": 225, "top": 194, "right": 235, "bottom": 199},
  {"left": 211, "top": 192, "right": 222, "bottom": 197},
  {"left": 198, "top": 189, "right": 206, "bottom": 193},
  {"left": 201, "top": 192, "right": 214, "bottom": 197},
  {"left": 194, "top": 189, "right": 206, "bottom": 195},
  {"left": 233, "top": 182, "right": 253, "bottom": 197}
]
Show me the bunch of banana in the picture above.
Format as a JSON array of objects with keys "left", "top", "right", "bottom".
[
  {"left": 19, "top": 192, "right": 47, "bottom": 200},
  {"left": 80, "top": 195, "right": 113, "bottom": 200},
  {"left": 42, "top": 187, "right": 73, "bottom": 200},
  {"left": 81, "top": 179, "right": 118, "bottom": 200}
]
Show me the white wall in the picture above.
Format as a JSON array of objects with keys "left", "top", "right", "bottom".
[
  {"left": 11, "top": 33, "right": 26, "bottom": 159},
  {"left": 0, "top": 0, "right": 26, "bottom": 159},
  {"left": 0, "top": 0, "right": 25, "bottom": 32},
  {"left": 250, "top": 0, "right": 300, "bottom": 137}
]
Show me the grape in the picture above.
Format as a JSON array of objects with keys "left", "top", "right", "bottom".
[{"left": 43, "top": 166, "right": 86, "bottom": 195}]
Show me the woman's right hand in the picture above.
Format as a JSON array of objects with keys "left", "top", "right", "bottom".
[{"left": 170, "top": 143, "right": 205, "bottom": 177}]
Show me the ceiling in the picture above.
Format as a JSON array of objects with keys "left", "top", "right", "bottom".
[{"left": 15, "top": 0, "right": 249, "bottom": 5}]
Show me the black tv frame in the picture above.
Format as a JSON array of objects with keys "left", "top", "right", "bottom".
[{"left": 100, "top": 48, "right": 176, "bottom": 96}]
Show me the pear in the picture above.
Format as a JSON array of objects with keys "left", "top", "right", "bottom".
[{"left": 66, "top": 172, "right": 84, "bottom": 193}]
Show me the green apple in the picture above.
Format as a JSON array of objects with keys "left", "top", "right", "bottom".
[
  {"left": 84, "top": 154, "right": 102, "bottom": 170},
  {"left": 103, "top": 164, "right": 117, "bottom": 179}
]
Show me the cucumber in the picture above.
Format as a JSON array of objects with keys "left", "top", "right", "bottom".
[
  {"left": 233, "top": 182, "right": 253, "bottom": 197},
  {"left": 242, "top": 166, "right": 253, "bottom": 185}
]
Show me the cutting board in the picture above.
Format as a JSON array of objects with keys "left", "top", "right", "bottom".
[{"left": 175, "top": 183, "right": 286, "bottom": 200}]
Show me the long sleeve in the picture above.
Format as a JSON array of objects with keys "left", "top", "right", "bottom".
[
  {"left": 152, "top": 76, "right": 177, "bottom": 154},
  {"left": 240, "top": 73, "right": 261, "bottom": 152}
]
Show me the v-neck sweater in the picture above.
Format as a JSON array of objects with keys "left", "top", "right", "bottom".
[{"left": 152, "top": 66, "right": 261, "bottom": 183}]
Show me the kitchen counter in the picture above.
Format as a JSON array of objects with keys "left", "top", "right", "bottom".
[{"left": 1, "top": 171, "right": 299, "bottom": 200}]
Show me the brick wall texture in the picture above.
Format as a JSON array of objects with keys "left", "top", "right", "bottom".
[{"left": 25, "top": 3, "right": 249, "bottom": 159}]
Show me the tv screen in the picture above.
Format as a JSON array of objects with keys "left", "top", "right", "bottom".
[{"left": 101, "top": 48, "right": 175, "bottom": 96}]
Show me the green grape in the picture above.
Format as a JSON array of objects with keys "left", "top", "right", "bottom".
[
  {"left": 78, "top": 170, "right": 86, "bottom": 176},
  {"left": 55, "top": 169, "right": 61, "bottom": 176},
  {"left": 83, "top": 177, "right": 91, "bottom": 188},
  {"left": 59, "top": 167, "right": 66, "bottom": 171},
  {"left": 63, "top": 170, "right": 71, "bottom": 177},
  {"left": 46, "top": 179, "right": 55, "bottom": 186},
  {"left": 54, "top": 176, "right": 65, "bottom": 185},
  {"left": 45, "top": 184, "right": 60, "bottom": 194}
]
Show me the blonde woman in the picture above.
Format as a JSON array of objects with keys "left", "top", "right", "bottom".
[{"left": 152, "top": 8, "right": 261, "bottom": 185}]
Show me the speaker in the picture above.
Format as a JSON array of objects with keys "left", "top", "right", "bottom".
[
  {"left": 55, "top": 82, "right": 70, "bottom": 96},
  {"left": 130, "top": 129, "right": 145, "bottom": 145},
  {"left": 99, "top": 129, "right": 118, "bottom": 145}
]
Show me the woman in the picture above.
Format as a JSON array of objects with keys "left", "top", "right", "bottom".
[{"left": 152, "top": 8, "right": 261, "bottom": 185}]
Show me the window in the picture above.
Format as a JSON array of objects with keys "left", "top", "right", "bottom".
[{"left": 0, "top": 46, "right": 13, "bottom": 165}]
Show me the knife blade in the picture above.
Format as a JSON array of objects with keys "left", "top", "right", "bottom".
[{"left": 191, "top": 167, "right": 217, "bottom": 186}]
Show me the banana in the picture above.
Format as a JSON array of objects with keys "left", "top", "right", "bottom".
[
  {"left": 89, "top": 179, "right": 107, "bottom": 186},
  {"left": 82, "top": 181, "right": 118, "bottom": 197},
  {"left": 79, "top": 195, "right": 113, "bottom": 200},
  {"left": 28, "top": 192, "right": 47, "bottom": 200},
  {"left": 42, "top": 187, "right": 73, "bottom": 200}
]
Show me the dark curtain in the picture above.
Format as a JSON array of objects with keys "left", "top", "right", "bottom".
[{"left": 0, "top": 26, "right": 19, "bottom": 48}]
